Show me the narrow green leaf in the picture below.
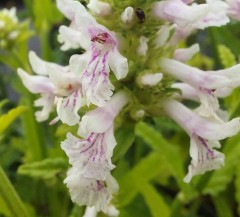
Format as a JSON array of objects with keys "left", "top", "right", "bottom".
[
  {"left": 0, "top": 106, "right": 26, "bottom": 134},
  {"left": 203, "top": 135, "right": 240, "bottom": 195},
  {"left": 235, "top": 164, "right": 240, "bottom": 215},
  {"left": 113, "top": 124, "right": 135, "bottom": 162},
  {"left": 217, "top": 44, "right": 236, "bottom": 68},
  {"left": 140, "top": 183, "right": 170, "bottom": 217},
  {"left": 0, "top": 99, "right": 9, "bottom": 110},
  {"left": 213, "top": 195, "right": 234, "bottom": 217},
  {"left": 0, "top": 166, "right": 31, "bottom": 217},
  {"left": 18, "top": 158, "right": 68, "bottom": 179},
  {"left": 135, "top": 122, "right": 194, "bottom": 197},
  {"left": 0, "top": 196, "right": 11, "bottom": 217},
  {"left": 118, "top": 152, "right": 171, "bottom": 207}
]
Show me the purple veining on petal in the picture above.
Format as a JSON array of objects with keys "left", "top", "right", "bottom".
[
  {"left": 96, "top": 180, "right": 104, "bottom": 191},
  {"left": 197, "top": 136, "right": 214, "bottom": 158},
  {"left": 80, "top": 133, "right": 99, "bottom": 153},
  {"left": 64, "top": 98, "right": 70, "bottom": 108},
  {"left": 73, "top": 90, "right": 78, "bottom": 107},
  {"left": 100, "top": 52, "right": 109, "bottom": 83}
]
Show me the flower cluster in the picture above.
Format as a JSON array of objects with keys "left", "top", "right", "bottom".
[
  {"left": 0, "top": 7, "right": 32, "bottom": 50},
  {"left": 17, "top": 0, "right": 240, "bottom": 215}
]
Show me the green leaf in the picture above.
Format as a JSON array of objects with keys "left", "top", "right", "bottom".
[
  {"left": 0, "top": 196, "right": 11, "bottom": 217},
  {"left": 18, "top": 158, "right": 68, "bottom": 179},
  {"left": 235, "top": 164, "right": 240, "bottom": 215},
  {"left": 217, "top": 44, "right": 236, "bottom": 68},
  {"left": 135, "top": 122, "right": 194, "bottom": 197},
  {"left": 113, "top": 124, "right": 135, "bottom": 162},
  {"left": 118, "top": 152, "right": 171, "bottom": 207},
  {"left": 212, "top": 194, "right": 234, "bottom": 217},
  {"left": 140, "top": 183, "right": 170, "bottom": 217},
  {"left": 0, "top": 106, "right": 26, "bottom": 134},
  {"left": 0, "top": 166, "right": 31, "bottom": 217},
  {"left": 203, "top": 135, "right": 240, "bottom": 195},
  {"left": 33, "top": 0, "right": 63, "bottom": 30},
  {"left": 0, "top": 99, "right": 9, "bottom": 110}
]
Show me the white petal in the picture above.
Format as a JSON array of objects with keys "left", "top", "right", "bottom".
[
  {"left": 55, "top": 90, "right": 84, "bottom": 126},
  {"left": 17, "top": 68, "right": 54, "bottom": 94},
  {"left": 137, "top": 36, "right": 149, "bottom": 56},
  {"left": 174, "top": 43, "right": 200, "bottom": 62},
  {"left": 29, "top": 51, "right": 63, "bottom": 76},
  {"left": 64, "top": 168, "right": 118, "bottom": 211},
  {"left": 163, "top": 99, "right": 240, "bottom": 140},
  {"left": 141, "top": 73, "right": 163, "bottom": 86},
  {"left": 184, "top": 135, "right": 224, "bottom": 182},
  {"left": 34, "top": 94, "right": 55, "bottom": 122},
  {"left": 83, "top": 207, "right": 97, "bottom": 217},
  {"left": 155, "top": 25, "right": 171, "bottom": 48},
  {"left": 160, "top": 58, "right": 233, "bottom": 89},
  {"left": 61, "top": 131, "right": 115, "bottom": 180},
  {"left": 153, "top": 0, "right": 209, "bottom": 28},
  {"left": 87, "top": 0, "right": 112, "bottom": 16},
  {"left": 108, "top": 50, "right": 128, "bottom": 80},
  {"left": 121, "top": 7, "right": 135, "bottom": 23},
  {"left": 69, "top": 53, "right": 90, "bottom": 76},
  {"left": 78, "top": 91, "right": 129, "bottom": 136}
]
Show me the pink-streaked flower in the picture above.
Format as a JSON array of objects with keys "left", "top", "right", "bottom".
[
  {"left": 163, "top": 99, "right": 240, "bottom": 182},
  {"left": 18, "top": 51, "right": 85, "bottom": 125},
  {"left": 160, "top": 58, "right": 240, "bottom": 118},
  {"left": 61, "top": 91, "right": 129, "bottom": 180},
  {"left": 57, "top": 0, "right": 128, "bottom": 107},
  {"left": 64, "top": 167, "right": 118, "bottom": 212},
  {"left": 226, "top": 0, "right": 240, "bottom": 20},
  {"left": 61, "top": 90, "right": 129, "bottom": 211},
  {"left": 153, "top": 0, "right": 230, "bottom": 29}
]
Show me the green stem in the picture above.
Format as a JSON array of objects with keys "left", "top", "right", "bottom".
[{"left": 0, "top": 166, "right": 31, "bottom": 217}]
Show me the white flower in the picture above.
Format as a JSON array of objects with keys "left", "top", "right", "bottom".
[
  {"left": 64, "top": 167, "right": 118, "bottom": 211},
  {"left": 121, "top": 7, "right": 135, "bottom": 24},
  {"left": 154, "top": 25, "right": 171, "bottom": 48},
  {"left": 17, "top": 68, "right": 55, "bottom": 122},
  {"left": 153, "top": 0, "right": 230, "bottom": 29},
  {"left": 226, "top": 0, "right": 240, "bottom": 20},
  {"left": 18, "top": 51, "right": 85, "bottom": 125},
  {"left": 140, "top": 73, "right": 163, "bottom": 87},
  {"left": 153, "top": 0, "right": 209, "bottom": 28},
  {"left": 137, "top": 36, "right": 149, "bottom": 56},
  {"left": 163, "top": 99, "right": 240, "bottom": 182},
  {"left": 87, "top": 0, "right": 112, "bottom": 17},
  {"left": 83, "top": 207, "right": 97, "bottom": 217},
  {"left": 61, "top": 91, "right": 129, "bottom": 180},
  {"left": 161, "top": 58, "right": 240, "bottom": 118},
  {"left": 173, "top": 43, "right": 199, "bottom": 62},
  {"left": 62, "top": 128, "right": 116, "bottom": 181},
  {"left": 57, "top": 0, "right": 128, "bottom": 107}
]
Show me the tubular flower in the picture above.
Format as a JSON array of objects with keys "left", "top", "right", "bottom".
[
  {"left": 57, "top": 0, "right": 128, "bottom": 107},
  {"left": 163, "top": 99, "right": 240, "bottom": 182},
  {"left": 160, "top": 58, "right": 240, "bottom": 118},
  {"left": 64, "top": 167, "right": 118, "bottom": 211},
  {"left": 226, "top": 0, "right": 240, "bottom": 20},
  {"left": 18, "top": 51, "right": 85, "bottom": 125},
  {"left": 153, "top": 0, "right": 229, "bottom": 29},
  {"left": 61, "top": 91, "right": 129, "bottom": 210},
  {"left": 15, "top": 0, "right": 240, "bottom": 214}
]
